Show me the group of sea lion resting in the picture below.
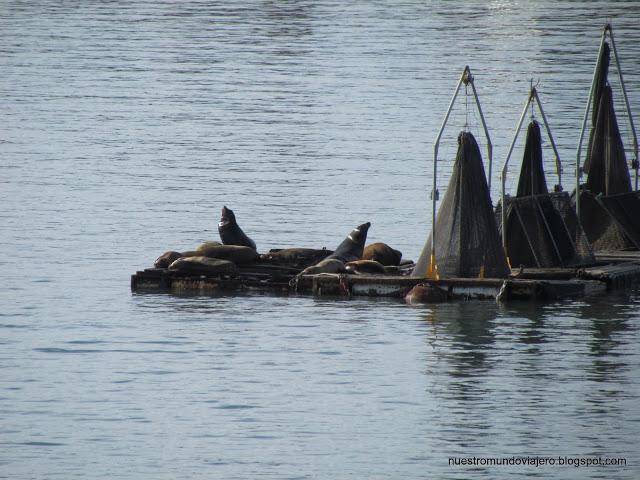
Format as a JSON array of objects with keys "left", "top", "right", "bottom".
[
  {"left": 153, "top": 206, "right": 262, "bottom": 275},
  {"left": 297, "top": 222, "right": 403, "bottom": 276},
  {"left": 153, "top": 206, "right": 405, "bottom": 277}
]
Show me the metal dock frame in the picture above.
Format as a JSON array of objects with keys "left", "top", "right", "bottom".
[
  {"left": 575, "top": 23, "right": 639, "bottom": 220},
  {"left": 500, "top": 86, "right": 562, "bottom": 253}
]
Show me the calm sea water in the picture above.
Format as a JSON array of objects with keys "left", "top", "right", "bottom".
[{"left": 2, "top": 1, "right": 640, "bottom": 479}]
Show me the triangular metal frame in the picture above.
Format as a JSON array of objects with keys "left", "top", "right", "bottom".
[
  {"left": 427, "top": 65, "right": 492, "bottom": 279},
  {"left": 500, "top": 85, "right": 562, "bottom": 250},
  {"left": 575, "top": 23, "right": 639, "bottom": 220}
]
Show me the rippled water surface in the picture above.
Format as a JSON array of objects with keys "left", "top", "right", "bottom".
[{"left": 2, "top": 1, "right": 640, "bottom": 479}]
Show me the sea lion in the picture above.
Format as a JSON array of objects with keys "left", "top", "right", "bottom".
[
  {"left": 187, "top": 244, "right": 259, "bottom": 264},
  {"left": 404, "top": 283, "right": 449, "bottom": 304},
  {"left": 327, "top": 222, "right": 371, "bottom": 263},
  {"left": 261, "top": 248, "right": 333, "bottom": 268},
  {"left": 196, "top": 241, "right": 222, "bottom": 251},
  {"left": 179, "top": 250, "right": 200, "bottom": 258},
  {"left": 362, "top": 242, "right": 402, "bottom": 266},
  {"left": 345, "top": 259, "right": 386, "bottom": 274},
  {"left": 168, "top": 256, "right": 238, "bottom": 276},
  {"left": 154, "top": 251, "right": 183, "bottom": 268},
  {"left": 218, "top": 206, "right": 257, "bottom": 250},
  {"left": 155, "top": 245, "right": 258, "bottom": 267},
  {"left": 299, "top": 258, "right": 347, "bottom": 275}
]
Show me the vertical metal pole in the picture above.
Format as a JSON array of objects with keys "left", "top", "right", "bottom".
[
  {"left": 430, "top": 67, "right": 467, "bottom": 277},
  {"left": 576, "top": 25, "right": 609, "bottom": 220},
  {"left": 534, "top": 90, "right": 563, "bottom": 189},
  {"left": 609, "top": 26, "right": 639, "bottom": 191},
  {"left": 469, "top": 79, "right": 493, "bottom": 193},
  {"left": 501, "top": 93, "right": 532, "bottom": 249}
]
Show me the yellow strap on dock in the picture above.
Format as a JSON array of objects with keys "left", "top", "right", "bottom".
[{"left": 426, "top": 253, "right": 440, "bottom": 280}]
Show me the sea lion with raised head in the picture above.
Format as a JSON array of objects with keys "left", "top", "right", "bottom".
[
  {"left": 218, "top": 206, "right": 257, "bottom": 250},
  {"left": 327, "top": 222, "right": 371, "bottom": 263},
  {"left": 296, "top": 222, "right": 370, "bottom": 276}
]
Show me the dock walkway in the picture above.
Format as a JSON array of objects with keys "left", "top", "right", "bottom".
[{"left": 131, "top": 252, "right": 640, "bottom": 302}]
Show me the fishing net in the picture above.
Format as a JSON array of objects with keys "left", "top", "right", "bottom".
[
  {"left": 573, "top": 190, "right": 633, "bottom": 251},
  {"left": 412, "top": 131, "right": 509, "bottom": 279},
  {"left": 584, "top": 85, "right": 631, "bottom": 195},
  {"left": 595, "top": 191, "right": 640, "bottom": 249},
  {"left": 548, "top": 192, "right": 596, "bottom": 263},
  {"left": 572, "top": 40, "right": 638, "bottom": 250},
  {"left": 516, "top": 120, "right": 548, "bottom": 197},
  {"left": 497, "top": 120, "right": 595, "bottom": 268},
  {"left": 496, "top": 192, "right": 595, "bottom": 268}
]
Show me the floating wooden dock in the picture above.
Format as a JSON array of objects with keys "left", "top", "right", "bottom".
[
  {"left": 131, "top": 251, "right": 640, "bottom": 302},
  {"left": 292, "top": 274, "right": 607, "bottom": 300}
]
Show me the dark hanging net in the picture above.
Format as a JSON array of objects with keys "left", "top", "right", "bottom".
[
  {"left": 574, "top": 190, "right": 634, "bottom": 251},
  {"left": 595, "top": 192, "right": 640, "bottom": 249},
  {"left": 572, "top": 40, "right": 638, "bottom": 251},
  {"left": 548, "top": 192, "right": 596, "bottom": 263},
  {"left": 496, "top": 193, "right": 595, "bottom": 268},
  {"left": 585, "top": 85, "right": 631, "bottom": 195},
  {"left": 412, "top": 131, "right": 509, "bottom": 278},
  {"left": 516, "top": 120, "right": 548, "bottom": 197},
  {"left": 497, "top": 119, "right": 595, "bottom": 268}
]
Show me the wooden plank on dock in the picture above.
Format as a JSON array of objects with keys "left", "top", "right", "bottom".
[
  {"left": 292, "top": 274, "right": 606, "bottom": 300},
  {"left": 131, "top": 268, "right": 170, "bottom": 291},
  {"left": 595, "top": 250, "right": 640, "bottom": 264},
  {"left": 131, "top": 268, "right": 241, "bottom": 294},
  {"left": 510, "top": 267, "right": 578, "bottom": 280},
  {"left": 293, "top": 273, "right": 504, "bottom": 299},
  {"left": 131, "top": 266, "right": 295, "bottom": 294},
  {"left": 578, "top": 261, "right": 640, "bottom": 289}
]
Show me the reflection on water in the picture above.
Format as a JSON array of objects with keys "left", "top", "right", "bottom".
[
  {"left": 2, "top": 1, "right": 640, "bottom": 479},
  {"left": 584, "top": 297, "right": 632, "bottom": 382},
  {"left": 423, "top": 302, "right": 498, "bottom": 377}
]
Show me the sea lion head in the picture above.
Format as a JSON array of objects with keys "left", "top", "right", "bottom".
[
  {"left": 348, "top": 222, "right": 371, "bottom": 245},
  {"left": 154, "top": 250, "right": 183, "bottom": 269},
  {"left": 345, "top": 259, "right": 385, "bottom": 274},
  {"left": 219, "top": 206, "right": 236, "bottom": 228},
  {"left": 299, "top": 258, "right": 346, "bottom": 276}
]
